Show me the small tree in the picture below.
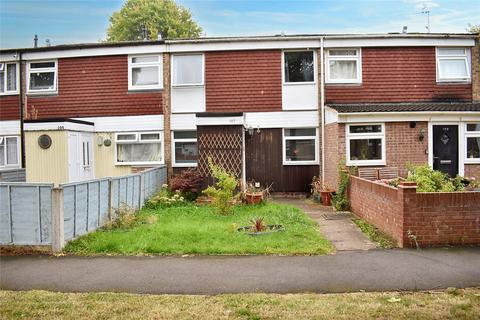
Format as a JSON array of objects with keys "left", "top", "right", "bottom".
[
  {"left": 203, "top": 158, "right": 239, "bottom": 215},
  {"left": 107, "top": 0, "right": 202, "bottom": 42}
]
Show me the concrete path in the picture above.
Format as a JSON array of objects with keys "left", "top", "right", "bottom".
[
  {"left": 1, "top": 248, "right": 480, "bottom": 294},
  {"left": 274, "top": 198, "right": 377, "bottom": 251}
]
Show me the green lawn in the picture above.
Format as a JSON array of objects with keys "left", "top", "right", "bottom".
[
  {"left": 64, "top": 202, "right": 333, "bottom": 255},
  {"left": 2, "top": 289, "right": 479, "bottom": 320}
]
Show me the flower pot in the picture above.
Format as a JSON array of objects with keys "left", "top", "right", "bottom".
[
  {"left": 320, "top": 190, "right": 333, "bottom": 206},
  {"left": 245, "top": 192, "right": 263, "bottom": 204}
]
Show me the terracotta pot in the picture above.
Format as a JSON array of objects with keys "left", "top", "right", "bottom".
[
  {"left": 245, "top": 192, "right": 263, "bottom": 204},
  {"left": 320, "top": 190, "right": 333, "bottom": 206}
]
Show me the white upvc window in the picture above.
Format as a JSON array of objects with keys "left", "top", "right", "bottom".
[
  {"left": 27, "top": 60, "right": 57, "bottom": 93},
  {"left": 346, "top": 124, "right": 385, "bottom": 166},
  {"left": 172, "top": 54, "right": 204, "bottom": 87},
  {"left": 0, "top": 62, "right": 19, "bottom": 95},
  {"left": 128, "top": 55, "right": 163, "bottom": 90},
  {"left": 115, "top": 131, "right": 164, "bottom": 165},
  {"left": 436, "top": 48, "right": 471, "bottom": 82},
  {"left": 465, "top": 123, "right": 480, "bottom": 164},
  {"left": 0, "top": 136, "right": 20, "bottom": 168},
  {"left": 326, "top": 48, "right": 362, "bottom": 84},
  {"left": 282, "top": 128, "right": 318, "bottom": 165},
  {"left": 283, "top": 50, "right": 316, "bottom": 84},
  {"left": 172, "top": 131, "right": 198, "bottom": 167}
]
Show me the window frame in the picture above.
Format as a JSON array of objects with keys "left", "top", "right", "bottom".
[
  {"left": 346, "top": 123, "right": 386, "bottom": 166},
  {"left": 128, "top": 55, "right": 163, "bottom": 91},
  {"left": 282, "top": 50, "right": 317, "bottom": 85},
  {"left": 0, "top": 135, "right": 21, "bottom": 168},
  {"left": 114, "top": 131, "right": 164, "bottom": 166},
  {"left": 0, "top": 62, "right": 20, "bottom": 95},
  {"left": 325, "top": 48, "right": 362, "bottom": 84},
  {"left": 282, "top": 128, "right": 319, "bottom": 165},
  {"left": 27, "top": 60, "right": 58, "bottom": 94},
  {"left": 435, "top": 47, "right": 471, "bottom": 83},
  {"left": 464, "top": 123, "right": 480, "bottom": 164},
  {"left": 171, "top": 53, "right": 205, "bottom": 87},
  {"left": 171, "top": 130, "right": 198, "bottom": 167}
]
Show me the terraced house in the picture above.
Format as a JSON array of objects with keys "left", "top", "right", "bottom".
[{"left": 0, "top": 32, "right": 479, "bottom": 191}]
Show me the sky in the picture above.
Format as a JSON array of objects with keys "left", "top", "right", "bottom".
[{"left": 0, "top": 0, "right": 479, "bottom": 49}]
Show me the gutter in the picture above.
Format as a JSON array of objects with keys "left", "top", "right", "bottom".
[{"left": 320, "top": 36, "right": 325, "bottom": 182}]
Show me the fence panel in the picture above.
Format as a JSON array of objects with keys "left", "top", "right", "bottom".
[{"left": 0, "top": 183, "right": 53, "bottom": 245}]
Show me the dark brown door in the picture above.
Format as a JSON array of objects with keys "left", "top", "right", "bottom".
[{"left": 433, "top": 125, "right": 458, "bottom": 176}]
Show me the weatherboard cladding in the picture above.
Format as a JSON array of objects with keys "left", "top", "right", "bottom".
[
  {"left": 0, "top": 95, "right": 20, "bottom": 121},
  {"left": 26, "top": 55, "right": 163, "bottom": 119},
  {"left": 205, "top": 50, "right": 282, "bottom": 112},
  {"left": 328, "top": 102, "right": 480, "bottom": 113},
  {"left": 325, "top": 47, "right": 472, "bottom": 104}
]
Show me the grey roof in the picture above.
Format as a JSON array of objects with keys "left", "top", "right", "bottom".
[{"left": 327, "top": 102, "right": 480, "bottom": 113}]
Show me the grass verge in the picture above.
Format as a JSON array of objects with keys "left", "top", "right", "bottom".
[
  {"left": 1, "top": 288, "right": 479, "bottom": 320},
  {"left": 352, "top": 218, "right": 396, "bottom": 249},
  {"left": 64, "top": 202, "right": 333, "bottom": 255}
]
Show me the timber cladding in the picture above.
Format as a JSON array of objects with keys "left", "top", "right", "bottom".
[
  {"left": 0, "top": 95, "right": 20, "bottom": 120},
  {"left": 326, "top": 47, "right": 472, "bottom": 103},
  {"left": 25, "top": 55, "right": 163, "bottom": 119},
  {"left": 205, "top": 50, "right": 282, "bottom": 112},
  {"left": 245, "top": 128, "right": 319, "bottom": 192}
]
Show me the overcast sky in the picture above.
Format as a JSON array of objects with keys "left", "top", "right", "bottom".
[{"left": 1, "top": 0, "right": 478, "bottom": 49}]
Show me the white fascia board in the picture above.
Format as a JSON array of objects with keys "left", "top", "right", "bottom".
[
  {"left": 167, "top": 39, "right": 321, "bottom": 53},
  {"left": 196, "top": 115, "right": 244, "bottom": 126},
  {"left": 24, "top": 121, "right": 94, "bottom": 132},
  {"left": 324, "top": 37, "right": 475, "bottom": 48},
  {"left": 0, "top": 53, "right": 20, "bottom": 62},
  {"left": 75, "top": 115, "right": 164, "bottom": 132},
  {"left": 325, "top": 108, "right": 338, "bottom": 125},
  {"left": 0, "top": 120, "right": 21, "bottom": 135},
  {"left": 245, "top": 111, "right": 318, "bottom": 128},
  {"left": 22, "top": 44, "right": 167, "bottom": 60},
  {"left": 337, "top": 111, "right": 480, "bottom": 123},
  {"left": 171, "top": 113, "right": 196, "bottom": 130}
]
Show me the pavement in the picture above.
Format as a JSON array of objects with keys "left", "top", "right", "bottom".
[
  {"left": 274, "top": 197, "right": 377, "bottom": 251},
  {"left": 1, "top": 248, "right": 480, "bottom": 294}
]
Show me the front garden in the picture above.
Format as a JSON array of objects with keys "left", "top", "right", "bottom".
[{"left": 65, "top": 160, "right": 332, "bottom": 255}]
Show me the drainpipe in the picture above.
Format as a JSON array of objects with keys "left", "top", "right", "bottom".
[
  {"left": 320, "top": 37, "right": 325, "bottom": 182},
  {"left": 241, "top": 114, "right": 246, "bottom": 192},
  {"left": 18, "top": 51, "right": 26, "bottom": 169}
]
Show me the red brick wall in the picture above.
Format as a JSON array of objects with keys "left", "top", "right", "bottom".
[
  {"left": 205, "top": 50, "right": 282, "bottom": 112},
  {"left": 0, "top": 95, "right": 20, "bottom": 120},
  {"left": 465, "top": 164, "right": 480, "bottom": 179},
  {"left": 26, "top": 55, "right": 163, "bottom": 119},
  {"left": 386, "top": 122, "right": 428, "bottom": 176},
  {"left": 326, "top": 47, "right": 472, "bottom": 103},
  {"left": 349, "top": 176, "right": 480, "bottom": 247},
  {"left": 324, "top": 122, "right": 344, "bottom": 189}
]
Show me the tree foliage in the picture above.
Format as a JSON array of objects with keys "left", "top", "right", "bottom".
[
  {"left": 107, "top": 0, "right": 202, "bottom": 42},
  {"left": 467, "top": 24, "right": 480, "bottom": 34}
]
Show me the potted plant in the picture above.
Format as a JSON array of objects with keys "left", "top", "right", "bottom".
[
  {"left": 245, "top": 182, "right": 264, "bottom": 204},
  {"left": 310, "top": 176, "right": 322, "bottom": 203},
  {"left": 320, "top": 184, "right": 335, "bottom": 206}
]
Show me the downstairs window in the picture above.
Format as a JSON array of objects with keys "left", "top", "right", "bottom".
[
  {"left": 172, "top": 131, "right": 198, "bottom": 166},
  {"left": 0, "top": 136, "right": 20, "bottom": 168},
  {"left": 115, "top": 132, "right": 163, "bottom": 165},
  {"left": 283, "top": 128, "right": 318, "bottom": 165},
  {"left": 346, "top": 124, "right": 385, "bottom": 166},
  {"left": 465, "top": 123, "right": 480, "bottom": 163}
]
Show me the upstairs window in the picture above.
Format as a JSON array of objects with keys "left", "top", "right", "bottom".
[
  {"left": 346, "top": 124, "right": 385, "bottom": 166},
  {"left": 326, "top": 49, "right": 361, "bottom": 84},
  {"left": 0, "top": 136, "right": 20, "bottom": 168},
  {"left": 116, "top": 132, "right": 163, "bottom": 165},
  {"left": 28, "top": 61, "right": 57, "bottom": 93},
  {"left": 128, "top": 55, "right": 163, "bottom": 90},
  {"left": 172, "top": 131, "right": 198, "bottom": 166},
  {"left": 283, "top": 128, "right": 318, "bottom": 165},
  {"left": 172, "top": 54, "right": 204, "bottom": 86},
  {"left": 284, "top": 51, "right": 315, "bottom": 83},
  {"left": 0, "top": 62, "right": 18, "bottom": 95},
  {"left": 465, "top": 123, "right": 480, "bottom": 163},
  {"left": 436, "top": 48, "right": 470, "bottom": 82}
]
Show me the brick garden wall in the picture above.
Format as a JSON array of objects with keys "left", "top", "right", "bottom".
[{"left": 348, "top": 175, "right": 480, "bottom": 247}]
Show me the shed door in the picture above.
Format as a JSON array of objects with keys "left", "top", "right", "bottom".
[{"left": 68, "top": 132, "right": 94, "bottom": 182}]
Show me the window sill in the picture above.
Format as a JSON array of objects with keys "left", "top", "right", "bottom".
[
  {"left": 464, "top": 159, "right": 480, "bottom": 164},
  {"left": 436, "top": 80, "right": 471, "bottom": 85},
  {"left": 283, "top": 81, "right": 316, "bottom": 86},
  {"left": 172, "top": 84, "right": 204, "bottom": 88},
  {"left": 283, "top": 161, "right": 319, "bottom": 166},
  {"left": 0, "top": 92, "right": 19, "bottom": 96},
  {"left": 347, "top": 160, "right": 386, "bottom": 167},
  {"left": 27, "top": 91, "right": 58, "bottom": 97},
  {"left": 173, "top": 163, "right": 198, "bottom": 168},
  {"left": 116, "top": 162, "right": 164, "bottom": 166},
  {"left": 128, "top": 88, "right": 163, "bottom": 93},
  {"left": 325, "top": 82, "right": 362, "bottom": 86}
]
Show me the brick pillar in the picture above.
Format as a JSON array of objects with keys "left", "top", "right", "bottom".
[
  {"left": 162, "top": 53, "right": 173, "bottom": 180},
  {"left": 472, "top": 36, "right": 480, "bottom": 101},
  {"left": 398, "top": 181, "right": 418, "bottom": 248}
]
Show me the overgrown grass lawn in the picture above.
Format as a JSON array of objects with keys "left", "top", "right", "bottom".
[{"left": 64, "top": 202, "right": 333, "bottom": 255}]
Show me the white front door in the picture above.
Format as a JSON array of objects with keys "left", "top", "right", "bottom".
[{"left": 68, "top": 132, "right": 94, "bottom": 182}]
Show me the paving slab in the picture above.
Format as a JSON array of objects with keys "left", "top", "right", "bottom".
[{"left": 273, "top": 198, "right": 377, "bottom": 251}]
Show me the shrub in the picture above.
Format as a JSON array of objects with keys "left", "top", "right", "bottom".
[
  {"left": 406, "top": 164, "right": 464, "bottom": 192},
  {"left": 332, "top": 163, "right": 351, "bottom": 211},
  {"left": 203, "top": 158, "right": 239, "bottom": 215},
  {"left": 104, "top": 203, "right": 138, "bottom": 230},
  {"left": 146, "top": 184, "right": 185, "bottom": 208},
  {"left": 169, "top": 168, "right": 203, "bottom": 201}
]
